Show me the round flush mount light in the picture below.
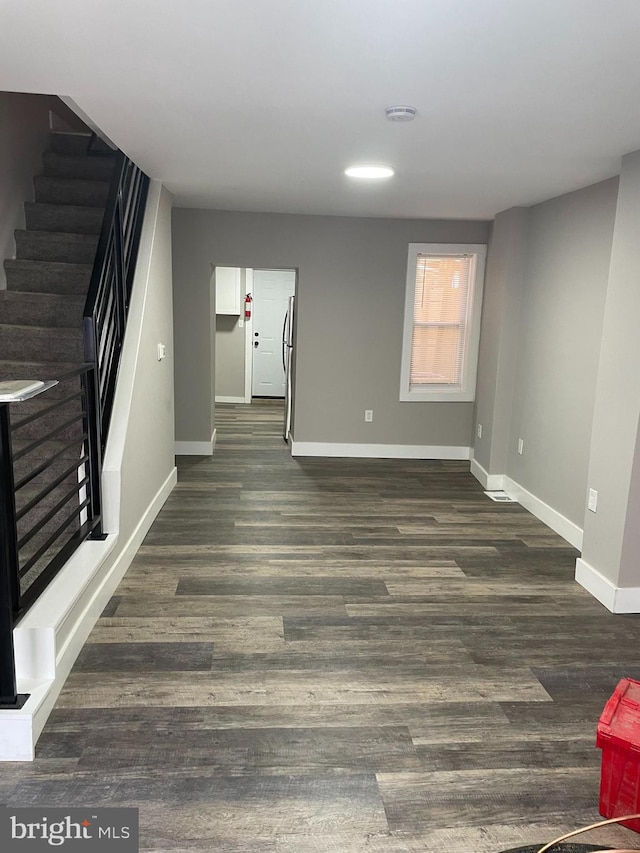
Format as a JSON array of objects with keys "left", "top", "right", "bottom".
[
  {"left": 344, "top": 165, "right": 395, "bottom": 179},
  {"left": 385, "top": 105, "right": 417, "bottom": 122}
]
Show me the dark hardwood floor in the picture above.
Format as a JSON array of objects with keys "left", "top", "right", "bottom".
[{"left": 3, "top": 400, "right": 640, "bottom": 851}]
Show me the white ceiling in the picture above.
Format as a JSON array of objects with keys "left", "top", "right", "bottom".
[{"left": 2, "top": 0, "right": 640, "bottom": 220}]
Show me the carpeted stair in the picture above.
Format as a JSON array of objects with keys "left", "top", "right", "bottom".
[{"left": 1, "top": 131, "right": 115, "bottom": 597}]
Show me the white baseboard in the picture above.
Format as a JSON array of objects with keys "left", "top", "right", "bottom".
[
  {"left": 575, "top": 557, "right": 640, "bottom": 613},
  {"left": 470, "top": 457, "right": 505, "bottom": 491},
  {"left": 215, "top": 395, "right": 247, "bottom": 404},
  {"left": 502, "top": 475, "right": 583, "bottom": 550},
  {"left": 290, "top": 441, "right": 471, "bottom": 460},
  {"left": 175, "top": 429, "right": 216, "bottom": 456},
  {"left": 0, "top": 467, "right": 177, "bottom": 761}
]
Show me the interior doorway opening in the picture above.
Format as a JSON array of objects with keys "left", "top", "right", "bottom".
[{"left": 214, "top": 266, "right": 297, "bottom": 440}]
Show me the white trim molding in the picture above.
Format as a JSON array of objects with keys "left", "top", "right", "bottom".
[
  {"left": 470, "top": 459, "right": 584, "bottom": 550},
  {"left": 1, "top": 468, "right": 176, "bottom": 761},
  {"left": 470, "top": 457, "right": 505, "bottom": 491},
  {"left": 175, "top": 429, "right": 217, "bottom": 456},
  {"left": 575, "top": 558, "right": 640, "bottom": 613},
  {"left": 215, "top": 395, "right": 247, "bottom": 404},
  {"left": 244, "top": 268, "right": 254, "bottom": 403},
  {"left": 291, "top": 441, "right": 471, "bottom": 460},
  {"left": 501, "top": 475, "right": 583, "bottom": 550}
]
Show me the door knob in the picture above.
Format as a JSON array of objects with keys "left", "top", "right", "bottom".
[{"left": 254, "top": 341, "right": 259, "bottom": 348}]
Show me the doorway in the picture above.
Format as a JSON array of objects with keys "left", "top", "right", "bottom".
[{"left": 251, "top": 269, "right": 296, "bottom": 398}]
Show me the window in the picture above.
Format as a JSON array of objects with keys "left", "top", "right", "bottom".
[{"left": 400, "top": 243, "right": 486, "bottom": 402}]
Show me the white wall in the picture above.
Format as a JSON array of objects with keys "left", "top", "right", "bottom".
[
  {"left": 102, "top": 182, "right": 176, "bottom": 539},
  {"left": 0, "top": 91, "right": 51, "bottom": 288},
  {"left": 579, "top": 151, "right": 640, "bottom": 602}
]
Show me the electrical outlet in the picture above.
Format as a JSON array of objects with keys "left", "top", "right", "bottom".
[
  {"left": 517, "top": 438, "right": 524, "bottom": 455},
  {"left": 157, "top": 342, "right": 167, "bottom": 361},
  {"left": 588, "top": 488, "right": 598, "bottom": 513},
  {"left": 477, "top": 423, "right": 482, "bottom": 439},
  {"left": 364, "top": 409, "right": 373, "bottom": 423}
]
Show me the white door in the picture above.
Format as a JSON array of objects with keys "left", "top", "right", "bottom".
[{"left": 252, "top": 269, "right": 296, "bottom": 397}]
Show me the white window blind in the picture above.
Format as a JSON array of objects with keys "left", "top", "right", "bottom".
[
  {"left": 400, "top": 243, "right": 486, "bottom": 403},
  {"left": 410, "top": 253, "right": 474, "bottom": 391}
]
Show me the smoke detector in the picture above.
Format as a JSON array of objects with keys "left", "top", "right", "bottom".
[{"left": 385, "top": 105, "right": 417, "bottom": 122}]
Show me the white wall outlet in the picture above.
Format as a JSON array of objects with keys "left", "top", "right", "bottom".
[
  {"left": 517, "top": 438, "right": 524, "bottom": 455},
  {"left": 477, "top": 423, "right": 482, "bottom": 439},
  {"left": 364, "top": 409, "right": 373, "bottom": 423},
  {"left": 157, "top": 342, "right": 167, "bottom": 361},
  {"left": 588, "top": 488, "right": 598, "bottom": 512}
]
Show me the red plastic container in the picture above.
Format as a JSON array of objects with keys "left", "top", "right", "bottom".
[{"left": 597, "top": 677, "right": 640, "bottom": 832}]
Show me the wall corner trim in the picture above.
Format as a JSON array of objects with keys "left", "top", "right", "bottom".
[
  {"left": 502, "top": 475, "right": 583, "bottom": 550},
  {"left": 1, "top": 467, "right": 177, "bottom": 761},
  {"left": 290, "top": 442, "right": 471, "bottom": 460},
  {"left": 175, "top": 430, "right": 217, "bottom": 456},
  {"left": 470, "top": 459, "right": 583, "bottom": 550},
  {"left": 470, "top": 457, "right": 505, "bottom": 491},
  {"left": 575, "top": 558, "right": 640, "bottom": 613}
]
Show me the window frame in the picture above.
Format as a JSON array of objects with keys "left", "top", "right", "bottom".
[{"left": 399, "top": 243, "right": 487, "bottom": 402}]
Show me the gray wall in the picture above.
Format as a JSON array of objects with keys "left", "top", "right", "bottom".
[
  {"left": 474, "top": 208, "right": 528, "bottom": 475},
  {"left": 475, "top": 179, "right": 618, "bottom": 529},
  {"left": 506, "top": 179, "right": 618, "bottom": 526},
  {"left": 215, "top": 313, "right": 245, "bottom": 398},
  {"left": 172, "top": 209, "right": 490, "bottom": 447},
  {"left": 0, "top": 92, "right": 51, "bottom": 288},
  {"left": 172, "top": 216, "right": 216, "bottom": 444}
]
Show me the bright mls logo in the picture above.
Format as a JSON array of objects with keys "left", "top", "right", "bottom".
[{"left": 0, "top": 808, "right": 139, "bottom": 851}]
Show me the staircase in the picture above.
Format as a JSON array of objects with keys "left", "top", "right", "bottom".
[{"left": 0, "top": 132, "right": 115, "bottom": 598}]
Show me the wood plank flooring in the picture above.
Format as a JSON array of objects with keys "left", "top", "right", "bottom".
[{"left": 3, "top": 400, "right": 640, "bottom": 852}]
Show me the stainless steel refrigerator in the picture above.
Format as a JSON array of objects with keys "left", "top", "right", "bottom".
[{"left": 282, "top": 295, "right": 295, "bottom": 441}]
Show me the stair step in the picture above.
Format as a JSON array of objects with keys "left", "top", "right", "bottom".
[
  {"left": 0, "top": 361, "right": 87, "bottom": 399},
  {"left": 12, "top": 437, "right": 84, "bottom": 486},
  {"left": 16, "top": 477, "right": 82, "bottom": 583},
  {"left": 0, "top": 291, "right": 85, "bottom": 328},
  {"left": 34, "top": 176, "right": 110, "bottom": 208},
  {"left": 15, "top": 230, "right": 98, "bottom": 265},
  {"left": 0, "top": 324, "right": 84, "bottom": 363},
  {"left": 4, "top": 259, "right": 92, "bottom": 295},
  {"left": 11, "top": 394, "right": 84, "bottom": 442},
  {"left": 43, "top": 151, "right": 115, "bottom": 182},
  {"left": 49, "top": 132, "right": 91, "bottom": 156},
  {"left": 49, "top": 132, "right": 113, "bottom": 157},
  {"left": 25, "top": 202, "right": 105, "bottom": 235}
]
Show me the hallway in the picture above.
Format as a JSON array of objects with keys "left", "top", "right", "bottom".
[{"left": 3, "top": 401, "right": 640, "bottom": 851}]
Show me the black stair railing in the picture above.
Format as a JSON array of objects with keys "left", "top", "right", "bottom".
[
  {"left": 0, "top": 369, "right": 102, "bottom": 706},
  {"left": 84, "top": 151, "right": 150, "bottom": 448},
  {"left": 0, "top": 147, "right": 150, "bottom": 707}
]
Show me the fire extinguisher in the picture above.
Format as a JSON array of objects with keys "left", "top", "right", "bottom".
[{"left": 244, "top": 293, "right": 252, "bottom": 320}]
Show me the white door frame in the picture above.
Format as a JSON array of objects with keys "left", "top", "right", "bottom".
[
  {"left": 244, "top": 268, "right": 296, "bottom": 402},
  {"left": 243, "top": 268, "right": 254, "bottom": 403}
]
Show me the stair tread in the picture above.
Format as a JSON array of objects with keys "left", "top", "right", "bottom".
[
  {"left": 34, "top": 175, "right": 110, "bottom": 188},
  {"left": 25, "top": 201, "right": 104, "bottom": 214},
  {"left": 5, "top": 258, "right": 93, "bottom": 272},
  {"left": 15, "top": 229, "right": 98, "bottom": 242},
  {"left": 0, "top": 290, "right": 84, "bottom": 303},
  {"left": 43, "top": 151, "right": 116, "bottom": 182},
  {"left": 0, "top": 359, "right": 83, "bottom": 370},
  {"left": 0, "top": 322, "right": 82, "bottom": 332}
]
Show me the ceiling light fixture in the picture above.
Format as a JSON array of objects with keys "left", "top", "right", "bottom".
[
  {"left": 385, "top": 105, "right": 417, "bottom": 122},
  {"left": 345, "top": 165, "right": 395, "bottom": 179}
]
